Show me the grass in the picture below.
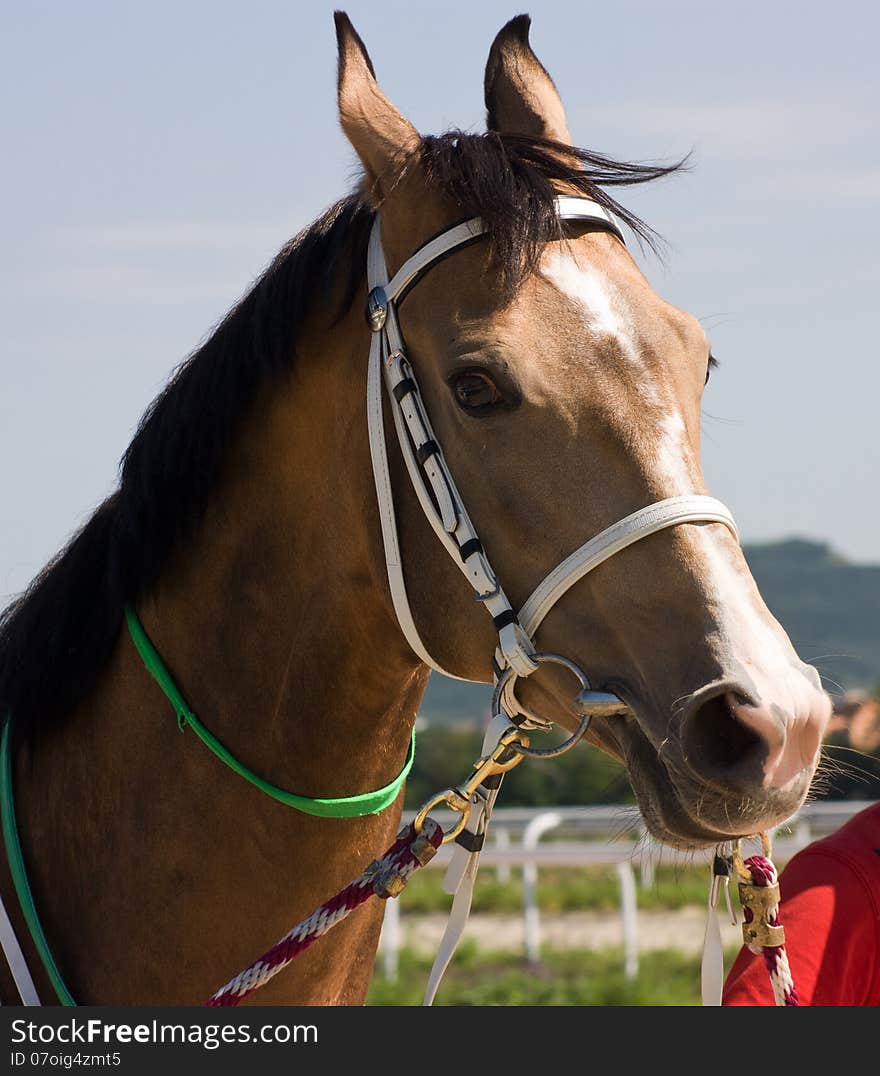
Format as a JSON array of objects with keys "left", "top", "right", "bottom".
[
  {"left": 395, "top": 862, "right": 711, "bottom": 915},
  {"left": 367, "top": 942, "right": 741, "bottom": 1006},
  {"left": 368, "top": 863, "right": 734, "bottom": 1005}
]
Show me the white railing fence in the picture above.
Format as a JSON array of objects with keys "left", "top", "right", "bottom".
[{"left": 377, "top": 799, "right": 873, "bottom": 983}]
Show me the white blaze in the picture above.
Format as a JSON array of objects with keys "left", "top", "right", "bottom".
[
  {"left": 542, "top": 255, "right": 829, "bottom": 786},
  {"left": 654, "top": 410, "right": 695, "bottom": 495},
  {"left": 540, "top": 249, "right": 695, "bottom": 495},
  {"left": 541, "top": 249, "right": 642, "bottom": 367}
]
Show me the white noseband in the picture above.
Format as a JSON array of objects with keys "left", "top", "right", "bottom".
[{"left": 365, "top": 195, "right": 738, "bottom": 721}]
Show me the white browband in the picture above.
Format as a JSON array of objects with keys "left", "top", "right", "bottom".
[{"left": 366, "top": 194, "right": 738, "bottom": 707}]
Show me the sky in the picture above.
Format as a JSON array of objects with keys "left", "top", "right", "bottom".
[{"left": 2, "top": 0, "right": 878, "bottom": 602}]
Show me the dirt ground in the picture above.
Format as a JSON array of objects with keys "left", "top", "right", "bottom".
[{"left": 395, "top": 906, "right": 743, "bottom": 954}]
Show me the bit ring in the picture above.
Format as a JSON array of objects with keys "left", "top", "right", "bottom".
[{"left": 493, "top": 652, "right": 594, "bottom": 759}]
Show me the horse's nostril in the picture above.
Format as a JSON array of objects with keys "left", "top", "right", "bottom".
[{"left": 681, "top": 692, "right": 767, "bottom": 788}]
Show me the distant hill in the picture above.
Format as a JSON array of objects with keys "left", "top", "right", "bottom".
[
  {"left": 419, "top": 539, "right": 880, "bottom": 724},
  {"left": 744, "top": 539, "right": 880, "bottom": 694}
]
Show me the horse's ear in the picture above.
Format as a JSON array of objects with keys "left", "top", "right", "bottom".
[
  {"left": 484, "top": 15, "right": 572, "bottom": 143},
  {"left": 334, "top": 12, "right": 420, "bottom": 194}
]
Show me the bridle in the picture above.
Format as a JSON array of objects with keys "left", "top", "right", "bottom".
[
  {"left": 0, "top": 195, "right": 772, "bottom": 1013},
  {"left": 363, "top": 198, "right": 773, "bottom": 1007},
  {"left": 365, "top": 194, "right": 739, "bottom": 732}
]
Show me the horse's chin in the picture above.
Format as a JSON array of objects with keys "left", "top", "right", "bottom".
[{"left": 592, "top": 713, "right": 813, "bottom": 851}]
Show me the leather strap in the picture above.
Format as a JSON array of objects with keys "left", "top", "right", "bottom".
[
  {"left": 0, "top": 890, "right": 40, "bottom": 1005},
  {"left": 383, "top": 198, "right": 623, "bottom": 304},
  {"left": 701, "top": 853, "right": 736, "bottom": 1006},
  {"left": 517, "top": 495, "right": 738, "bottom": 639},
  {"left": 367, "top": 196, "right": 632, "bottom": 679},
  {"left": 365, "top": 201, "right": 745, "bottom": 1006},
  {"left": 701, "top": 901, "right": 725, "bottom": 1007},
  {"left": 366, "top": 197, "right": 739, "bottom": 689},
  {"left": 384, "top": 219, "right": 486, "bottom": 303},
  {"left": 367, "top": 232, "right": 476, "bottom": 678},
  {"left": 422, "top": 713, "right": 515, "bottom": 1005}
]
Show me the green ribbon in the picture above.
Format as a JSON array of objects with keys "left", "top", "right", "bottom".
[
  {"left": 1, "top": 717, "right": 76, "bottom": 1005},
  {"left": 0, "top": 612, "right": 415, "bottom": 1006},
  {"left": 125, "top": 607, "right": 415, "bottom": 818}
]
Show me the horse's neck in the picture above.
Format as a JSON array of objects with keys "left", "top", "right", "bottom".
[
  {"left": 137, "top": 309, "right": 426, "bottom": 794},
  {"left": 12, "top": 305, "right": 429, "bottom": 1004}
]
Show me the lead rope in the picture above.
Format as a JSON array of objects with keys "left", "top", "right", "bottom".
[
  {"left": 205, "top": 818, "right": 443, "bottom": 1006},
  {"left": 733, "top": 838, "right": 798, "bottom": 1006},
  {"left": 205, "top": 773, "right": 798, "bottom": 1005},
  {"left": 204, "top": 720, "right": 534, "bottom": 1006},
  {"left": 701, "top": 833, "right": 797, "bottom": 1006}
]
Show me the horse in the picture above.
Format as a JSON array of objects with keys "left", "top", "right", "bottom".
[{"left": 0, "top": 13, "right": 831, "bottom": 1005}]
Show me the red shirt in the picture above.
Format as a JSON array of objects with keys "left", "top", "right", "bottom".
[{"left": 723, "top": 801, "right": 880, "bottom": 1006}]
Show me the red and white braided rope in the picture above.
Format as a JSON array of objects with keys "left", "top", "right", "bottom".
[
  {"left": 205, "top": 818, "right": 443, "bottom": 1007},
  {"left": 741, "top": 853, "right": 798, "bottom": 1007}
]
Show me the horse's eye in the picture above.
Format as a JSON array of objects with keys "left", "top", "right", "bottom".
[
  {"left": 705, "top": 353, "right": 719, "bottom": 385},
  {"left": 452, "top": 371, "right": 503, "bottom": 411}
]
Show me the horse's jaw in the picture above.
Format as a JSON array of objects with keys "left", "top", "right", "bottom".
[{"left": 595, "top": 710, "right": 816, "bottom": 851}]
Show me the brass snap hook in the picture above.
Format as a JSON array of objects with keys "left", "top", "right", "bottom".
[{"left": 412, "top": 726, "right": 529, "bottom": 844}]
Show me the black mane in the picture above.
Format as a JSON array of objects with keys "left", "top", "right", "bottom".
[{"left": 0, "top": 131, "right": 683, "bottom": 739}]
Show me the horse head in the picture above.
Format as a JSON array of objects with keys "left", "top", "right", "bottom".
[{"left": 336, "top": 13, "right": 831, "bottom": 848}]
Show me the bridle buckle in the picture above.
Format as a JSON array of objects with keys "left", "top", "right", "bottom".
[{"left": 366, "top": 286, "right": 388, "bottom": 331}]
